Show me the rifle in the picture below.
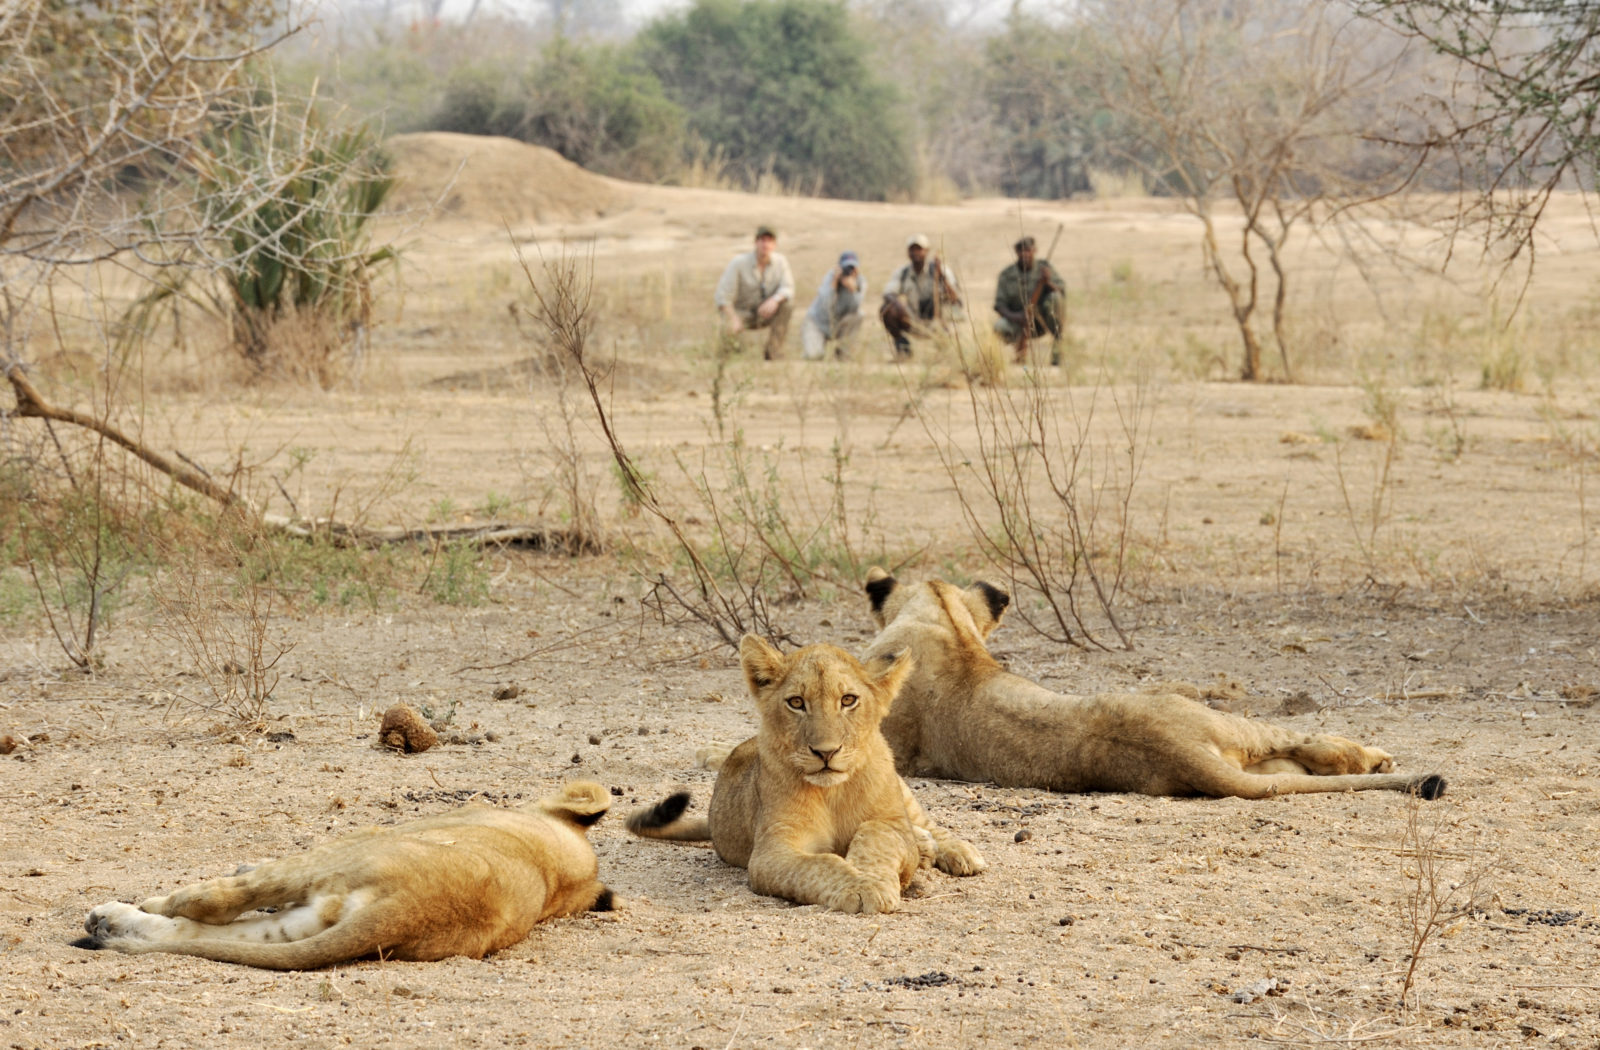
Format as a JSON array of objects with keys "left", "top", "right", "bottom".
[
  {"left": 1018, "top": 222, "right": 1066, "bottom": 357},
  {"left": 931, "top": 258, "right": 960, "bottom": 314}
]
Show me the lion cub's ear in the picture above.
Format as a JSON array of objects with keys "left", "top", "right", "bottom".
[
  {"left": 864, "top": 567, "right": 897, "bottom": 626},
  {"left": 870, "top": 649, "right": 915, "bottom": 704},
  {"left": 739, "top": 634, "right": 789, "bottom": 694},
  {"left": 540, "top": 780, "right": 611, "bottom": 828},
  {"left": 967, "top": 581, "right": 1010, "bottom": 637}
]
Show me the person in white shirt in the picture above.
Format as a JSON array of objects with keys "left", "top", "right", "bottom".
[
  {"left": 714, "top": 225, "right": 796, "bottom": 360},
  {"left": 879, "top": 233, "right": 962, "bottom": 359},
  {"left": 801, "top": 250, "right": 867, "bottom": 361}
]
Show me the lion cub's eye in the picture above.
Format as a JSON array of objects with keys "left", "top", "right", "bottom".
[
  {"left": 785, "top": 696, "right": 805, "bottom": 711},
  {"left": 840, "top": 694, "right": 859, "bottom": 709}
]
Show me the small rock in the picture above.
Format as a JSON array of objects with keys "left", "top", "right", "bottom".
[
  {"left": 484, "top": 730, "right": 501, "bottom": 742},
  {"left": 29, "top": 732, "right": 49, "bottom": 744},
  {"left": 1014, "top": 829, "right": 1033, "bottom": 843},
  {"left": 378, "top": 705, "right": 438, "bottom": 754},
  {"left": 570, "top": 753, "right": 582, "bottom": 764},
  {"left": 0, "top": 736, "right": 16, "bottom": 755},
  {"left": 222, "top": 659, "right": 245, "bottom": 675},
  {"left": 1231, "top": 977, "right": 1287, "bottom": 1004},
  {"left": 493, "top": 683, "right": 521, "bottom": 701},
  {"left": 588, "top": 734, "right": 602, "bottom": 745}
]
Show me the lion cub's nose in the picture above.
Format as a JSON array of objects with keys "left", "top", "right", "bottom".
[{"left": 811, "top": 746, "right": 840, "bottom": 765}]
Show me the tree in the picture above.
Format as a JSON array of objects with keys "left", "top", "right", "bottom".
[
  {"left": 637, "top": 0, "right": 912, "bottom": 200},
  {"left": 1357, "top": 0, "right": 1600, "bottom": 265},
  {"left": 1084, "top": 0, "right": 1416, "bottom": 380},
  {"left": 983, "top": 15, "right": 1123, "bottom": 199}
]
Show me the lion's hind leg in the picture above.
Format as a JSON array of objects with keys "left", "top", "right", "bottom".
[
  {"left": 80, "top": 889, "right": 401, "bottom": 969},
  {"left": 1280, "top": 734, "right": 1394, "bottom": 775},
  {"left": 137, "top": 861, "right": 311, "bottom": 925},
  {"left": 1181, "top": 752, "right": 1446, "bottom": 800},
  {"left": 80, "top": 887, "right": 371, "bottom": 956},
  {"left": 1220, "top": 711, "right": 1395, "bottom": 777}
]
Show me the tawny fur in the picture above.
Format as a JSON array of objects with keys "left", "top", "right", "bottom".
[
  {"left": 627, "top": 636, "right": 985, "bottom": 914},
  {"left": 76, "top": 781, "right": 614, "bottom": 969},
  {"left": 860, "top": 571, "right": 1446, "bottom": 801}
]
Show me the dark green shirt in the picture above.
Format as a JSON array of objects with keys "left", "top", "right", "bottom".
[{"left": 994, "top": 260, "right": 1065, "bottom": 314}]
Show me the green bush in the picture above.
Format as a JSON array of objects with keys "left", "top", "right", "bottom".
[
  {"left": 432, "top": 44, "right": 686, "bottom": 183},
  {"left": 130, "top": 88, "right": 398, "bottom": 385},
  {"left": 638, "top": 0, "right": 912, "bottom": 200}
]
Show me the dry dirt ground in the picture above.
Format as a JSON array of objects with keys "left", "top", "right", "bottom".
[{"left": 3, "top": 135, "right": 1599, "bottom": 1049}]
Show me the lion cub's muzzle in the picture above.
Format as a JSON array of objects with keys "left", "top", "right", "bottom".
[{"left": 798, "top": 742, "right": 856, "bottom": 786}]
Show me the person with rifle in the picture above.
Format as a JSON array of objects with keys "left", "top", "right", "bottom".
[
  {"left": 879, "top": 234, "right": 963, "bottom": 360},
  {"left": 993, "top": 233, "right": 1066, "bottom": 365}
]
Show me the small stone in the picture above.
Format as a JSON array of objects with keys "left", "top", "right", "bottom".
[
  {"left": 484, "top": 730, "right": 501, "bottom": 742},
  {"left": 378, "top": 705, "right": 437, "bottom": 754},
  {"left": 570, "top": 753, "right": 581, "bottom": 764},
  {"left": 493, "top": 683, "right": 521, "bottom": 701},
  {"left": 1014, "top": 829, "right": 1033, "bottom": 843},
  {"left": 588, "top": 734, "right": 602, "bottom": 745},
  {"left": 0, "top": 736, "right": 16, "bottom": 755}
]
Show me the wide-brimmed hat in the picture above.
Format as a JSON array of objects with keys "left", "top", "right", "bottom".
[{"left": 907, "top": 234, "right": 932, "bottom": 249}]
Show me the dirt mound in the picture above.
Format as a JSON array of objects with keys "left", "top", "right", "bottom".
[{"left": 385, "top": 132, "right": 627, "bottom": 225}]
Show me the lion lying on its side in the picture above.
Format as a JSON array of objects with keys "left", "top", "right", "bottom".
[
  {"left": 628, "top": 635, "right": 984, "bottom": 913},
  {"left": 862, "top": 570, "right": 1446, "bottom": 801},
  {"left": 75, "top": 781, "right": 615, "bottom": 969}
]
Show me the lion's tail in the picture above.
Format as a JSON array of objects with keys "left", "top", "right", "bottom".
[{"left": 625, "top": 791, "right": 710, "bottom": 842}]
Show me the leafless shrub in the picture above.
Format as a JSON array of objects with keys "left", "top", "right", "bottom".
[
  {"left": 916, "top": 365, "right": 1147, "bottom": 650},
  {"left": 155, "top": 531, "right": 294, "bottom": 729},
  {"left": 1396, "top": 796, "right": 1494, "bottom": 1019},
  {"left": 513, "top": 242, "right": 767, "bottom": 647},
  {"left": 515, "top": 243, "right": 888, "bottom": 650}
]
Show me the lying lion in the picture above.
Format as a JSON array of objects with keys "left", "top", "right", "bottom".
[
  {"left": 628, "top": 635, "right": 985, "bottom": 913},
  {"left": 75, "top": 781, "right": 615, "bottom": 969},
  {"left": 861, "top": 570, "right": 1446, "bottom": 800}
]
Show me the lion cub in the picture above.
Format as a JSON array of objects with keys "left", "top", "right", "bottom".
[
  {"left": 863, "top": 570, "right": 1446, "bottom": 801},
  {"left": 628, "top": 636, "right": 984, "bottom": 914},
  {"left": 75, "top": 781, "right": 615, "bottom": 969}
]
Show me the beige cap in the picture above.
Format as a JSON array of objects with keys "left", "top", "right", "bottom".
[{"left": 907, "top": 233, "right": 932, "bottom": 249}]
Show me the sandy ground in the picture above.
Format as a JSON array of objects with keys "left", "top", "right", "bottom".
[{"left": 2, "top": 134, "right": 1599, "bottom": 1049}]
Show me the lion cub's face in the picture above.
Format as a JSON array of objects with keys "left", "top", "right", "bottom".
[{"left": 739, "top": 635, "right": 911, "bottom": 787}]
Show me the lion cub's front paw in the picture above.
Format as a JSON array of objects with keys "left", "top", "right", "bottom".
[
  {"left": 935, "top": 838, "right": 986, "bottom": 877},
  {"left": 828, "top": 879, "right": 901, "bottom": 915}
]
